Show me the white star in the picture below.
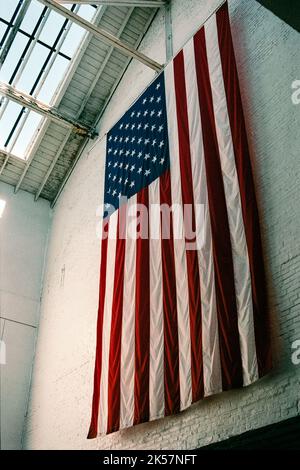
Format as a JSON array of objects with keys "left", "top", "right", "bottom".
[
  {"left": 112, "top": 189, "right": 117, "bottom": 196},
  {"left": 156, "top": 83, "right": 161, "bottom": 90},
  {"left": 113, "top": 162, "right": 118, "bottom": 167},
  {"left": 125, "top": 178, "right": 128, "bottom": 185},
  {"left": 143, "top": 98, "right": 147, "bottom": 105},
  {"left": 144, "top": 123, "right": 149, "bottom": 130},
  {"left": 125, "top": 136, "right": 129, "bottom": 143},
  {"left": 131, "top": 123, "right": 136, "bottom": 130},
  {"left": 145, "top": 153, "right": 150, "bottom": 160},
  {"left": 138, "top": 167, "right": 142, "bottom": 174},
  {"left": 131, "top": 137, "right": 136, "bottom": 143},
  {"left": 150, "top": 96, "right": 154, "bottom": 103},
  {"left": 152, "top": 139, "right": 157, "bottom": 146},
  {"left": 137, "top": 111, "right": 141, "bottom": 117},
  {"left": 108, "top": 173, "right": 112, "bottom": 179},
  {"left": 158, "top": 125, "right": 163, "bottom": 132},
  {"left": 138, "top": 137, "right": 143, "bottom": 144},
  {"left": 125, "top": 150, "right": 130, "bottom": 156},
  {"left": 108, "top": 135, "right": 112, "bottom": 141},
  {"left": 131, "top": 111, "right": 135, "bottom": 118},
  {"left": 144, "top": 110, "right": 149, "bottom": 117},
  {"left": 137, "top": 123, "right": 142, "bottom": 130},
  {"left": 114, "top": 136, "right": 118, "bottom": 142},
  {"left": 119, "top": 162, "right": 123, "bottom": 168},
  {"left": 150, "top": 110, "right": 155, "bottom": 117},
  {"left": 114, "top": 150, "right": 118, "bottom": 155},
  {"left": 157, "top": 96, "right": 162, "bottom": 103},
  {"left": 119, "top": 123, "right": 123, "bottom": 129},
  {"left": 108, "top": 188, "right": 111, "bottom": 194},
  {"left": 119, "top": 177, "right": 122, "bottom": 183},
  {"left": 125, "top": 164, "right": 129, "bottom": 170},
  {"left": 137, "top": 152, "right": 142, "bottom": 158},
  {"left": 130, "top": 165, "right": 135, "bottom": 172},
  {"left": 119, "top": 137, "right": 123, "bottom": 142},
  {"left": 108, "top": 162, "right": 111, "bottom": 167},
  {"left": 159, "top": 158, "right": 165, "bottom": 165},
  {"left": 159, "top": 140, "right": 165, "bottom": 148},
  {"left": 152, "top": 156, "right": 157, "bottom": 163},
  {"left": 119, "top": 149, "right": 124, "bottom": 155},
  {"left": 130, "top": 181, "right": 135, "bottom": 188},
  {"left": 131, "top": 150, "right": 136, "bottom": 157},
  {"left": 144, "top": 138, "right": 150, "bottom": 145},
  {"left": 125, "top": 123, "right": 129, "bottom": 129},
  {"left": 151, "top": 125, "right": 156, "bottom": 132},
  {"left": 113, "top": 175, "right": 117, "bottom": 181},
  {"left": 108, "top": 148, "right": 112, "bottom": 153},
  {"left": 157, "top": 110, "right": 162, "bottom": 117},
  {"left": 145, "top": 169, "right": 151, "bottom": 176}
]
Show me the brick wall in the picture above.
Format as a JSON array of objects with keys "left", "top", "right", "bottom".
[{"left": 23, "top": 0, "right": 300, "bottom": 449}]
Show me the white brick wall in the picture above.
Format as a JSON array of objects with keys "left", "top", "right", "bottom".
[{"left": 23, "top": 0, "right": 300, "bottom": 450}]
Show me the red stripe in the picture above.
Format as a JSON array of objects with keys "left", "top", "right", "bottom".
[
  {"left": 173, "top": 51, "right": 204, "bottom": 402},
  {"left": 107, "top": 208, "right": 126, "bottom": 433},
  {"left": 216, "top": 3, "right": 272, "bottom": 376},
  {"left": 160, "top": 170, "right": 180, "bottom": 415},
  {"left": 193, "top": 27, "right": 243, "bottom": 390},
  {"left": 134, "top": 187, "right": 150, "bottom": 425},
  {"left": 87, "top": 219, "right": 109, "bottom": 438}
]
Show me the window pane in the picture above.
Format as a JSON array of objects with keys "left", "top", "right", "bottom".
[
  {"left": 0, "top": 32, "right": 26, "bottom": 83},
  {"left": 19, "top": 0, "right": 44, "bottom": 35},
  {"left": 38, "top": 10, "right": 66, "bottom": 45},
  {"left": 0, "top": 22, "right": 7, "bottom": 45},
  {"left": 37, "top": 55, "right": 70, "bottom": 104},
  {"left": 0, "top": 0, "right": 20, "bottom": 23},
  {"left": 60, "top": 23, "right": 85, "bottom": 58},
  {"left": 17, "top": 43, "right": 49, "bottom": 94},
  {"left": 0, "top": 101, "right": 24, "bottom": 150},
  {"left": 78, "top": 5, "right": 97, "bottom": 22},
  {"left": 11, "top": 110, "right": 42, "bottom": 159}
]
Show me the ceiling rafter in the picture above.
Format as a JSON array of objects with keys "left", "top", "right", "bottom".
[
  {"left": 0, "top": 82, "right": 96, "bottom": 136},
  {"left": 37, "top": 0, "right": 163, "bottom": 72}
]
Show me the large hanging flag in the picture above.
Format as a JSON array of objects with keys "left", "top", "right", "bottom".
[{"left": 88, "top": 2, "right": 272, "bottom": 437}]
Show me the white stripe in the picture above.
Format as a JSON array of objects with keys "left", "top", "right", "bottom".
[
  {"left": 205, "top": 15, "right": 259, "bottom": 385},
  {"left": 148, "top": 179, "right": 165, "bottom": 420},
  {"left": 98, "top": 210, "right": 118, "bottom": 434},
  {"left": 165, "top": 62, "right": 192, "bottom": 410},
  {"left": 183, "top": 38, "right": 222, "bottom": 396},
  {"left": 120, "top": 196, "right": 137, "bottom": 429}
]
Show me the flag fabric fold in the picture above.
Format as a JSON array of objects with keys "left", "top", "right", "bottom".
[{"left": 88, "top": 2, "right": 272, "bottom": 438}]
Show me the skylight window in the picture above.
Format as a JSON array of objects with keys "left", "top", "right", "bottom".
[{"left": 0, "top": 1, "right": 98, "bottom": 160}]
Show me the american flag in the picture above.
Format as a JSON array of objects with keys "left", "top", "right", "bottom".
[{"left": 88, "top": 3, "right": 272, "bottom": 437}]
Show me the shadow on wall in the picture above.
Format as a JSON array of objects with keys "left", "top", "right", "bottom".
[{"left": 255, "top": 0, "right": 300, "bottom": 32}]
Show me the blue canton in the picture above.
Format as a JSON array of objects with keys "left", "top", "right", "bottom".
[{"left": 104, "top": 73, "right": 170, "bottom": 217}]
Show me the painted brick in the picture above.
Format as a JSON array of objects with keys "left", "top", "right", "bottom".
[{"left": 23, "top": 0, "right": 300, "bottom": 450}]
